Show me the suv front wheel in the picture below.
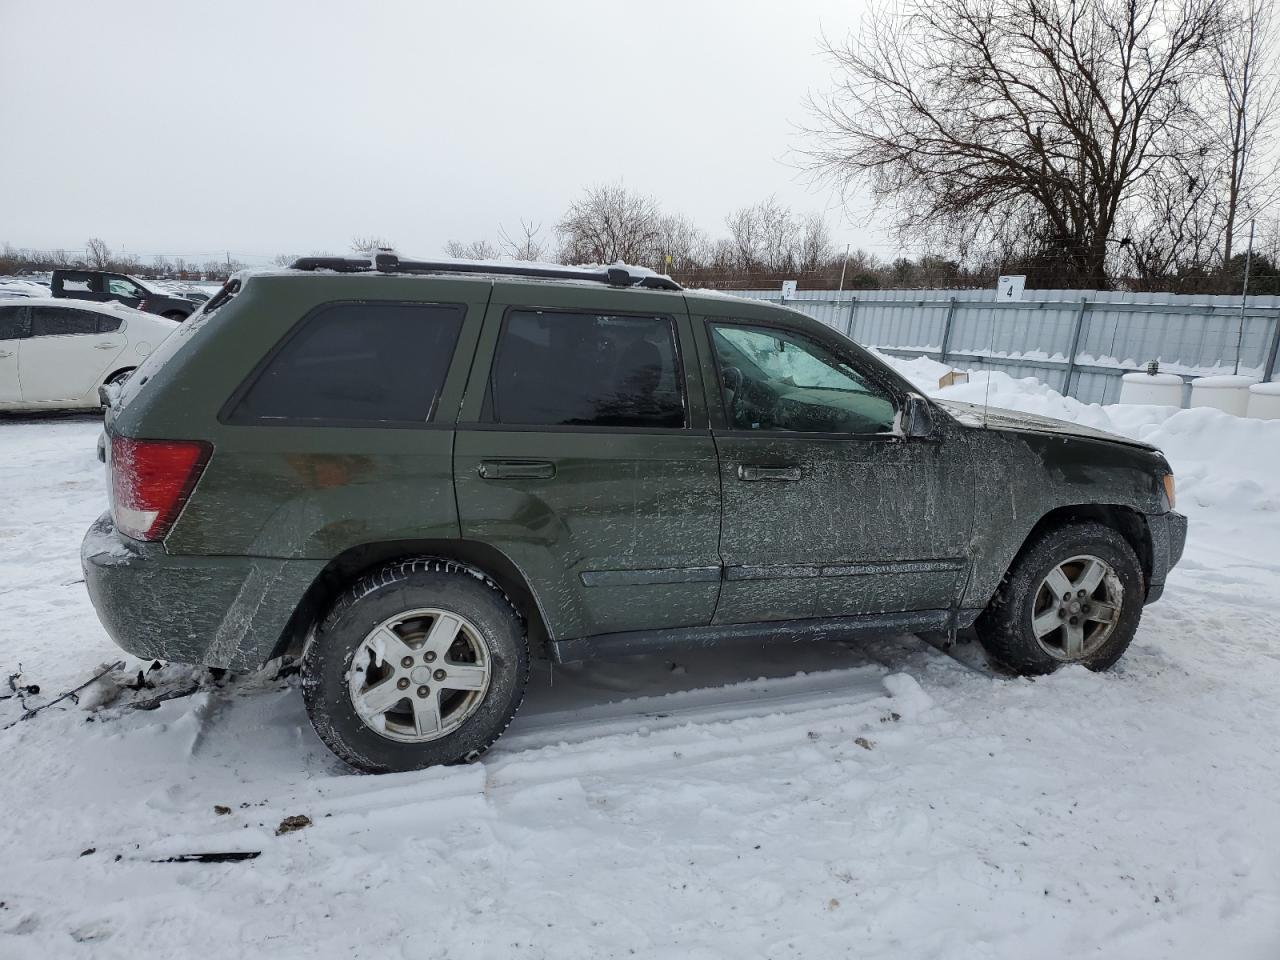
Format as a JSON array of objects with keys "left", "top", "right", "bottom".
[
  {"left": 302, "top": 560, "right": 529, "bottom": 773},
  {"left": 975, "top": 521, "right": 1145, "bottom": 676}
]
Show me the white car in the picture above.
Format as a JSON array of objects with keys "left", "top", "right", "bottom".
[
  {"left": 0, "top": 298, "right": 180, "bottom": 411},
  {"left": 0, "top": 279, "right": 51, "bottom": 299}
]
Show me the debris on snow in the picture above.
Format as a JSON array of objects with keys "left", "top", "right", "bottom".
[
  {"left": 152, "top": 852, "right": 261, "bottom": 864},
  {"left": 1, "top": 660, "right": 124, "bottom": 729},
  {"left": 275, "top": 815, "right": 312, "bottom": 836}
]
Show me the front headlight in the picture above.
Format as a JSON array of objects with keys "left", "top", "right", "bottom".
[{"left": 1161, "top": 473, "right": 1176, "bottom": 511}]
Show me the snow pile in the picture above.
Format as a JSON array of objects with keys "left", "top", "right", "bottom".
[
  {"left": 879, "top": 354, "right": 1280, "bottom": 518},
  {"left": 878, "top": 351, "right": 956, "bottom": 391}
]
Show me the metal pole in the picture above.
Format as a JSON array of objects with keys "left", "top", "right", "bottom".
[
  {"left": 1263, "top": 309, "right": 1280, "bottom": 383},
  {"left": 1063, "top": 296, "right": 1090, "bottom": 399},
  {"left": 1234, "top": 218, "right": 1256, "bottom": 376},
  {"left": 939, "top": 297, "right": 959, "bottom": 363},
  {"left": 844, "top": 296, "right": 858, "bottom": 336},
  {"left": 837, "top": 243, "right": 850, "bottom": 293}
]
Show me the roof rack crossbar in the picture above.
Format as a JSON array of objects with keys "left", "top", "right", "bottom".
[{"left": 373, "top": 253, "right": 681, "bottom": 291}]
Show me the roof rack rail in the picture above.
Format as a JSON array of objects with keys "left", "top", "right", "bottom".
[
  {"left": 372, "top": 253, "right": 681, "bottom": 291},
  {"left": 289, "top": 253, "right": 682, "bottom": 290},
  {"left": 290, "top": 256, "right": 372, "bottom": 273}
]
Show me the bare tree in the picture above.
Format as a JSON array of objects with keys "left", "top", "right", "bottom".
[
  {"left": 444, "top": 239, "right": 499, "bottom": 260},
  {"left": 1218, "top": 0, "right": 1280, "bottom": 264},
  {"left": 498, "top": 220, "right": 546, "bottom": 261},
  {"left": 809, "top": 0, "right": 1229, "bottom": 287},
  {"left": 796, "top": 214, "right": 834, "bottom": 273},
  {"left": 85, "top": 237, "right": 112, "bottom": 270},
  {"left": 726, "top": 197, "right": 801, "bottom": 272},
  {"left": 654, "top": 214, "right": 710, "bottom": 273},
  {"left": 556, "top": 183, "right": 661, "bottom": 265},
  {"left": 351, "top": 235, "right": 395, "bottom": 256}
]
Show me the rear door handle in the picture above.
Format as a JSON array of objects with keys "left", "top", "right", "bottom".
[
  {"left": 478, "top": 459, "right": 556, "bottom": 480},
  {"left": 0, "top": 350, "right": 13, "bottom": 358},
  {"left": 94, "top": 343, "right": 121, "bottom": 350},
  {"left": 737, "top": 464, "right": 802, "bottom": 482}
]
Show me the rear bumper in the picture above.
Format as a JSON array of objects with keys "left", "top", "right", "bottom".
[
  {"left": 81, "top": 512, "right": 324, "bottom": 670},
  {"left": 1144, "top": 510, "right": 1187, "bottom": 604}
]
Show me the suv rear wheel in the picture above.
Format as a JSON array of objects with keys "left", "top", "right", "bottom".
[
  {"left": 975, "top": 521, "right": 1145, "bottom": 675},
  {"left": 302, "top": 560, "right": 528, "bottom": 773}
]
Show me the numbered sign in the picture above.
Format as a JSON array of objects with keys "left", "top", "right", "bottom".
[{"left": 997, "top": 275, "right": 1026, "bottom": 301}]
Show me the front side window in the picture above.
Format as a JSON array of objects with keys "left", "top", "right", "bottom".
[
  {"left": 230, "top": 301, "right": 464, "bottom": 424},
  {"left": 0, "top": 306, "right": 30, "bottom": 340},
  {"left": 710, "top": 323, "right": 897, "bottom": 434},
  {"left": 30, "top": 307, "right": 100, "bottom": 337},
  {"left": 488, "top": 310, "right": 685, "bottom": 428},
  {"left": 106, "top": 277, "right": 145, "bottom": 299}
]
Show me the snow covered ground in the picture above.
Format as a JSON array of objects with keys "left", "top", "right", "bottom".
[{"left": 2, "top": 366, "right": 1279, "bottom": 959}]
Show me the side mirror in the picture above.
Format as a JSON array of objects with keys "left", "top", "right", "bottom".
[{"left": 903, "top": 393, "right": 935, "bottom": 438}]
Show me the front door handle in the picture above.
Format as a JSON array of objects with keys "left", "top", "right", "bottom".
[
  {"left": 0, "top": 350, "right": 13, "bottom": 358},
  {"left": 478, "top": 459, "right": 556, "bottom": 480},
  {"left": 737, "top": 464, "right": 802, "bottom": 482}
]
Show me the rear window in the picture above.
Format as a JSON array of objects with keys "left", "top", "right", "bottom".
[
  {"left": 228, "top": 301, "right": 464, "bottom": 424},
  {"left": 30, "top": 307, "right": 101, "bottom": 337},
  {"left": 0, "top": 306, "right": 29, "bottom": 340},
  {"left": 487, "top": 310, "right": 685, "bottom": 428}
]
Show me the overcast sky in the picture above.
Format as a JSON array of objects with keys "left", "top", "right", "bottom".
[{"left": 0, "top": 0, "right": 886, "bottom": 265}]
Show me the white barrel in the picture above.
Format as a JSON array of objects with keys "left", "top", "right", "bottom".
[
  {"left": 1119, "top": 371, "right": 1183, "bottom": 406},
  {"left": 1189, "top": 374, "right": 1261, "bottom": 416},
  {"left": 1246, "top": 381, "right": 1280, "bottom": 420}
]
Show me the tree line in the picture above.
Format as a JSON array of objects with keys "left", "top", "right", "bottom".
[
  {"left": 437, "top": 186, "right": 867, "bottom": 289},
  {"left": 0, "top": 239, "right": 245, "bottom": 282}
]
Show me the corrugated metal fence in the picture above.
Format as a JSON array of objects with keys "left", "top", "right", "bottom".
[{"left": 728, "top": 288, "right": 1280, "bottom": 405}]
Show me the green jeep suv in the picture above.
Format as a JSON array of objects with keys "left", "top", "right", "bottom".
[{"left": 82, "top": 255, "right": 1186, "bottom": 772}]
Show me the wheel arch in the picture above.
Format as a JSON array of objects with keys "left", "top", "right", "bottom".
[
  {"left": 102, "top": 365, "right": 136, "bottom": 386},
  {"left": 269, "top": 539, "right": 552, "bottom": 662},
  {"left": 1000, "top": 504, "right": 1153, "bottom": 601}
]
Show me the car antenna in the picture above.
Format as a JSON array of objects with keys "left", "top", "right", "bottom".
[{"left": 982, "top": 292, "right": 996, "bottom": 429}]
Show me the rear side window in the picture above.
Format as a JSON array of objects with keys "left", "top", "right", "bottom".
[
  {"left": 229, "top": 301, "right": 464, "bottom": 424},
  {"left": 31, "top": 307, "right": 100, "bottom": 337},
  {"left": 97, "top": 315, "right": 123, "bottom": 334},
  {"left": 0, "top": 306, "right": 29, "bottom": 340},
  {"left": 488, "top": 310, "right": 685, "bottom": 428},
  {"left": 56, "top": 272, "right": 97, "bottom": 293}
]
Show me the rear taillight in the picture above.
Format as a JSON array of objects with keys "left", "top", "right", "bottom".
[
  {"left": 110, "top": 436, "right": 211, "bottom": 541},
  {"left": 138, "top": 299, "right": 149, "bottom": 312}
]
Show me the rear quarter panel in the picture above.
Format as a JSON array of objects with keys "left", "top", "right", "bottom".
[{"left": 112, "top": 274, "right": 489, "bottom": 560}]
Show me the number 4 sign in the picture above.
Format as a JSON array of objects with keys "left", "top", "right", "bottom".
[{"left": 997, "top": 275, "right": 1026, "bottom": 301}]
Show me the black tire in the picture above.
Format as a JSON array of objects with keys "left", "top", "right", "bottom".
[
  {"left": 302, "top": 559, "right": 529, "bottom": 773},
  {"left": 162, "top": 311, "right": 188, "bottom": 321},
  {"left": 975, "top": 521, "right": 1145, "bottom": 676},
  {"left": 104, "top": 367, "right": 134, "bottom": 386}
]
